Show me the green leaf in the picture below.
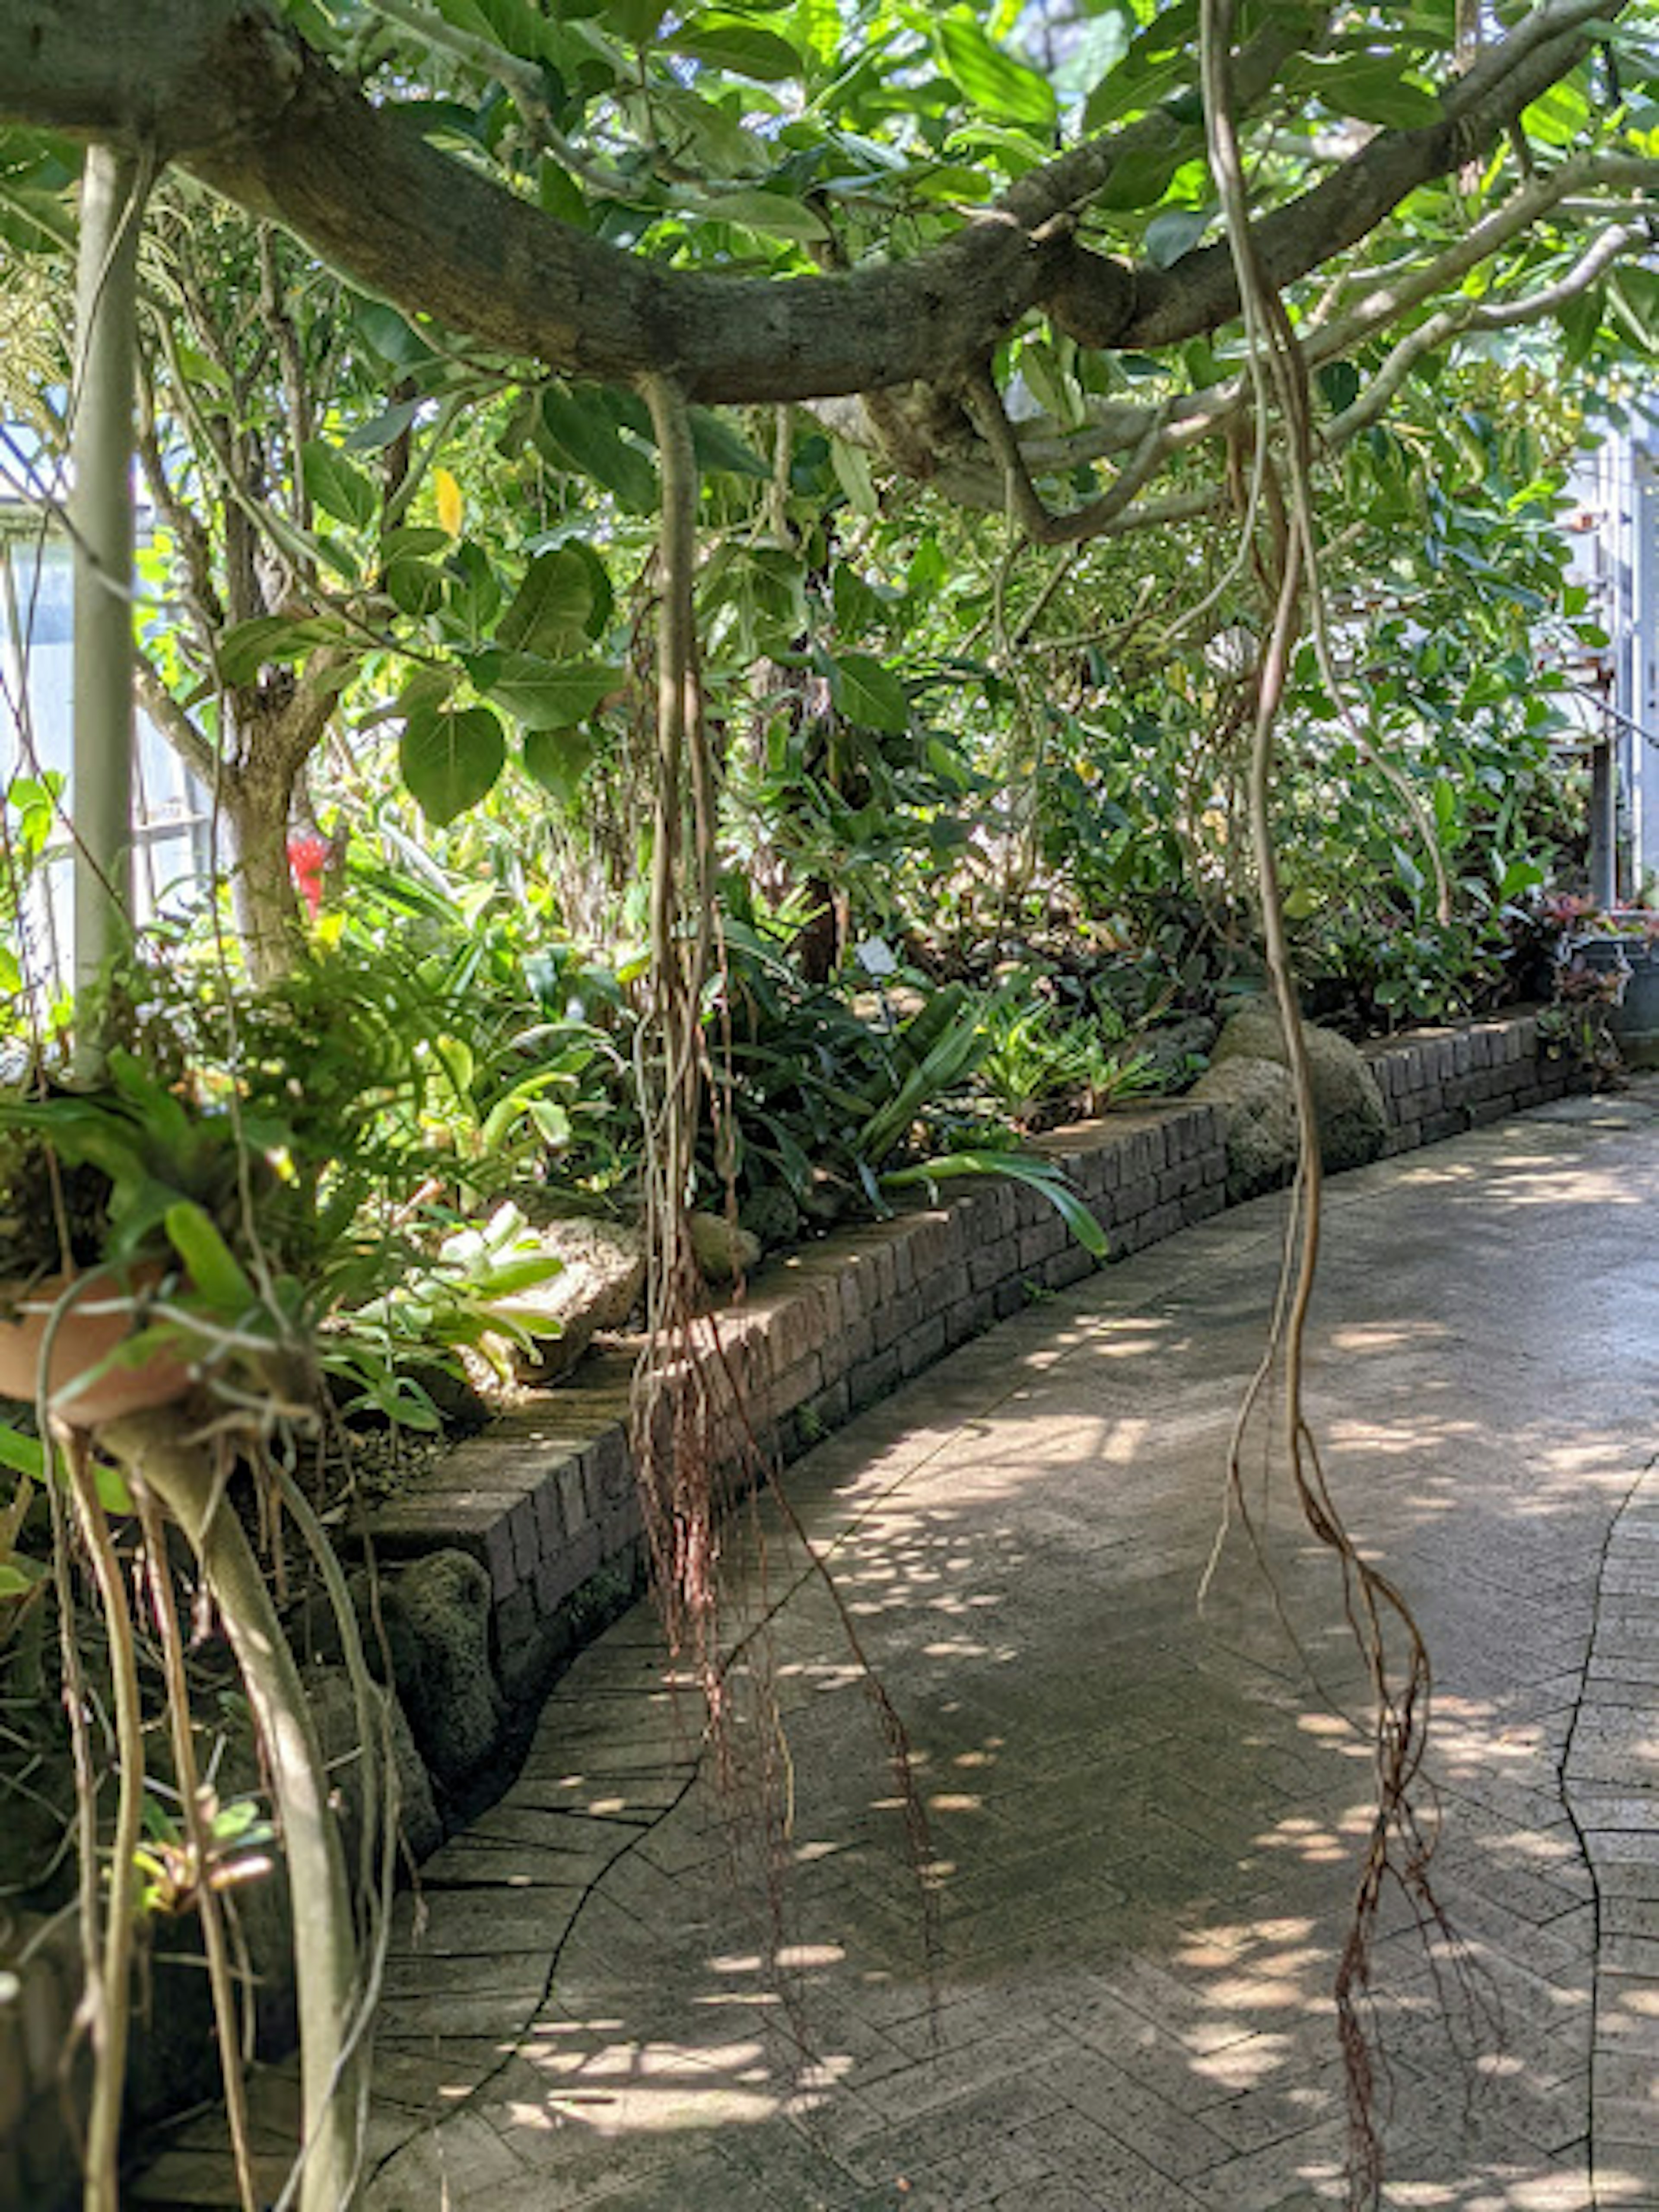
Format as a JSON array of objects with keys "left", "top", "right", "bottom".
[
  {"left": 830, "top": 439, "right": 879, "bottom": 517},
  {"left": 528, "top": 1099, "right": 573, "bottom": 1145},
  {"left": 1303, "top": 54, "right": 1440, "bottom": 129},
  {"left": 93, "top": 1462, "right": 133, "bottom": 1516},
  {"left": 0, "top": 1559, "right": 44, "bottom": 1597},
  {"left": 1316, "top": 359, "right": 1362, "bottom": 413},
  {"left": 523, "top": 726, "right": 597, "bottom": 801},
  {"left": 1498, "top": 855, "right": 1545, "bottom": 901},
  {"left": 210, "top": 1797, "right": 265, "bottom": 1843},
  {"left": 496, "top": 549, "right": 593, "bottom": 656},
  {"left": 382, "top": 525, "right": 451, "bottom": 558},
  {"left": 909, "top": 162, "right": 994, "bottom": 203},
  {"left": 442, "top": 539, "right": 503, "bottom": 631},
  {"left": 538, "top": 388, "right": 659, "bottom": 511},
  {"left": 301, "top": 440, "right": 379, "bottom": 531},
  {"left": 350, "top": 299, "right": 440, "bottom": 375},
  {"left": 1094, "top": 124, "right": 1188, "bottom": 211},
  {"left": 793, "top": 0, "right": 839, "bottom": 60},
  {"left": 0, "top": 1424, "right": 44, "bottom": 1480},
  {"left": 216, "top": 615, "right": 350, "bottom": 688},
  {"left": 605, "top": 0, "right": 668, "bottom": 40},
  {"left": 1521, "top": 76, "right": 1591, "bottom": 147},
  {"left": 343, "top": 400, "right": 421, "bottom": 453},
  {"left": 882, "top": 1152, "right": 1109, "bottom": 1258},
  {"left": 688, "top": 409, "right": 772, "bottom": 479},
  {"left": 394, "top": 665, "right": 458, "bottom": 722},
  {"left": 1143, "top": 207, "right": 1209, "bottom": 269},
  {"left": 668, "top": 21, "right": 804, "bottom": 79},
  {"left": 933, "top": 12, "right": 1056, "bottom": 124},
  {"left": 469, "top": 652, "right": 622, "bottom": 729},
  {"left": 385, "top": 556, "right": 448, "bottom": 619},
  {"left": 826, "top": 652, "right": 908, "bottom": 734},
  {"left": 680, "top": 187, "right": 826, "bottom": 242},
  {"left": 400, "top": 702, "right": 508, "bottom": 824},
  {"left": 165, "top": 1202, "right": 256, "bottom": 1317},
  {"left": 1082, "top": 8, "right": 1193, "bottom": 133}
]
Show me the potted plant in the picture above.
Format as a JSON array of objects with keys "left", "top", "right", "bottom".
[
  {"left": 1548, "top": 898, "right": 1659, "bottom": 1073},
  {"left": 0, "top": 1038, "right": 384, "bottom": 2212},
  {"left": 0, "top": 1056, "right": 251, "bottom": 1423}
]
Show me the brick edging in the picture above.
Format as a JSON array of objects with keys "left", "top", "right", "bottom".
[
  {"left": 370, "top": 1006, "right": 1579, "bottom": 1704},
  {"left": 1566, "top": 1451, "right": 1659, "bottom": 2192}
]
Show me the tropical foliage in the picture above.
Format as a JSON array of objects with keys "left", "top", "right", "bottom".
[{"left": 0, "top": 1, "right": 1654, "bottom": 2205}]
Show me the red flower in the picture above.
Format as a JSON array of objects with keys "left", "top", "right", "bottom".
[{"left": 286, "top": 833, "right": 329, "bottom": 921}]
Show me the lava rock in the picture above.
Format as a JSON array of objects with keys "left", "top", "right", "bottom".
[
  {"left": 687, "top": 1210, "right": 761, "bottom": 1284},
  {"left": 379, "top": 1549, "right": 504, "bottom": 1789},
  {"left": 1206, "top": 1002, "right": 1388, "bottom": 1174},
  {"left": 507, "top": 1216, "right": 644, "bottom": 1385},
  {"left": 1192, "top": 1054, "right": 1300, "bottom": 1201}
]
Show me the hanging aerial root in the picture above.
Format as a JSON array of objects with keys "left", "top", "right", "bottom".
[
  {"left": 1196, "top": 1, "right": 1469, "bottom": 2199},
  {"left": 629, "top": 373, "right": 939, "bottom": 2037}
]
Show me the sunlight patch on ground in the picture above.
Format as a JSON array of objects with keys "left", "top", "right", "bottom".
[
  {"left": 1483, "top": 1164, "right": 1643, "bottom": 1207},
  {"left": 1080, "top": 1319, "right": 1176, "bottom": 1360},
  {"left": 1331, "top": 1321, "right": 1452, "bottom": 1353},
  {"left": 1328, "top": 1414, "right": 1481, "bottom": 1455}
]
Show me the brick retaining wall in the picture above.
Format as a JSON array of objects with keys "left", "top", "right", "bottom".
[
  {"left": 370, "top": 1005, "right": 1578, "bottom": 1704},
  {"left": 0, "top": 1007, "right": 1582, "bottom": 2206}
]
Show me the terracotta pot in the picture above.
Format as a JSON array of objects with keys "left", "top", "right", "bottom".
[{"left": 0, "top": 1263, "right": 194, "bottom": 1427}]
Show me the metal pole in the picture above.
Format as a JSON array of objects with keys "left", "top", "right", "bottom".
[{"left": 1590, "top": 733, "right": 1618, "bottom": 911}]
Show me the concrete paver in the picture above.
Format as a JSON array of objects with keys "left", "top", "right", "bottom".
[{"left": 130, "top": 1096, "right": 1659, "bottom": 2209}]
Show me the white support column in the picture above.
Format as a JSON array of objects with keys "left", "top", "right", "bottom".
[
  {"left": 69, "top": 145, "right": 141, "bottom": 1071},
  {"left": 1625, "top": 433, "right": 1659, "bottom": 899}
]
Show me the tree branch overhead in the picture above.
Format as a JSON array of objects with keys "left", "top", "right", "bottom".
[{"left": 0, "top": 0, "right": 1634, "bottom": 412}]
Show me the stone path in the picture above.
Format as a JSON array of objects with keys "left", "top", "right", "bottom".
[{"left": 135, "top": 1096, "right": 1659, "bottom": 2209}]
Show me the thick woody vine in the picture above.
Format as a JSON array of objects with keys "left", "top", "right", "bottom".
[{"left": 1198, "top": 5, "right": 1448, "bottom": 2203}]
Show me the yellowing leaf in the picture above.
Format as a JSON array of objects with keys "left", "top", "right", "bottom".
[{"left": 434, "top": 467, "right": 464, "bottom": 537}]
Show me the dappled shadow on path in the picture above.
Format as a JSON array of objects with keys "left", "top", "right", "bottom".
[{"left": 349, "top": 1114, "right": 1659, "bottom": 2211}]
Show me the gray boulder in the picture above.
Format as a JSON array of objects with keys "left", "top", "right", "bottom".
[
  {"left": 152, "top": 1659, "right": 442, "bottom": 2078},
  {"left": 380, "top": 1549, "right": 504, "bottom": 1789},
  {"left": 738, "top": 1182, "right": 802, "bottom": 1253},
  {"left": 688, "top": 1209, "right": 761, "bottom": 1284},
  {"left": 1192, "top": 1055, "right": 1300, "bottom": 1201},
  {"left": 1137, "top": 1013, "right": 1218, "bottom": 1090},
  {"left": 1207, "top": 1002, "right": 1388, "bottom": 1174},
  {"left": 509, "top": 1215, "right": 644, "bottom": 1384},
  {"left": 308, "top": 1662, "right": 443, "bottom": 1863}
]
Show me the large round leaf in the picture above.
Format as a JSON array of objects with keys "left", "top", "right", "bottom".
[
  {"left": 469, "top": 651, "right": 624, "bottom": 729},
  {"left": 523, "top": 726, "right": 597, "bottom": 802},
  {"left": 496, "top": 548, "right": 593, "bottom": 656},
  {"left": 400, "top": 703, "right": 507, "bottom": 825}
]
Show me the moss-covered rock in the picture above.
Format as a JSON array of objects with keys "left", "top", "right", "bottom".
[
  {"left": 688, "top": 1210, "right": 761, "bottom": 1284},
  {"left": 1208, "top": 1001, "right": 1387, "bottom": 1173},
  {"left": 381, "top": 1549, "right": 503, "bottom": 1789},
  {"left": 738, "top": 1182, "right": 802, "bottom": 1253},
  {"left": 1192, "top": 1055, "right": 1300, "bottom": 1201},
  {"left": 1138, "top": 1013, "right": 1219, "bottom": 1091}
]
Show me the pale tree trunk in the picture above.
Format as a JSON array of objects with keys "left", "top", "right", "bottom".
[
  {"left": 218, "top": 665, "right": 350, "bottom": 985},
  {"left": 137, "top": 656, "right": 337, "bottom": 987},
  {"left": 222, "top": 716, "right": 306, "bottom": 987}
]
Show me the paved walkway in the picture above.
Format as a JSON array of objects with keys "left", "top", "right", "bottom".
[{"left": 140, "top": 1096, "right": 1659, "bottom": 2209}]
